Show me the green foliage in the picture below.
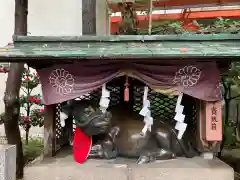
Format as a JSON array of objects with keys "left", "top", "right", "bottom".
[
  {"left": 19, "top": 109, "right": 44, "bottom": 128},
  {"left": 135, "top": 0, "right": 148, "bottom": 4},
  {"left": 223, "top": 62, "right": 240, "bottom": 87},
  {"left": 22, "top": 138, "right": 43, "bottom": 164},
  {"left": 0, "top": 63, "right": 9, "bottom": 73},
  {"left": 22, "top": 68, "right": 40, "bottom": 90},
  {"left": 218, "top": 61, "right": 240, "bottom": 149},
  {"left": 137, "top": 20, "right": 189, "bottom": 35},
  {"left": 0, "top": 67, "right": 42, "bottom": 141},
  {"left": 137, "top": 17, "right": 240, "bottom": 35},
  {"left": 19, "top": 67, "right": 44, "bottom": 143},
  {"left": 199, "top": 17, "right": 240, "bottom": 34},
  {"left": 19, "top": 94, "right": 43, "bottom": 109},
  {"left": 223, "top": 125, "right": 236, "bottom": 146}
]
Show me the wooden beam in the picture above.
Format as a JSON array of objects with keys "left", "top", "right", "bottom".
[{"left": 82, "top": 0, "right": 97, "bottom": 35}]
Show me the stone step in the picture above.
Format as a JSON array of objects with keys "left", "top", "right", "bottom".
[{"left": 23, "top": 157, "right": 234, "bottom": 180}]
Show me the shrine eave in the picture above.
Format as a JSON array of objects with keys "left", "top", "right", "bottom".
[{"left": 0, "top": 34, "right": 240, "bottom": 63}]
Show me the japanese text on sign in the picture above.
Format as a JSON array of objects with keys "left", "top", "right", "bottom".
[
  {"left": 211, "top": 104, "right": 217, "bottom": 130},
  {"left": 204, "top": 101, "right": 222, "bottom": 141}
]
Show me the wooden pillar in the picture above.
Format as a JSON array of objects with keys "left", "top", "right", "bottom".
[
  {"left": 96, "top": 0, "right": 110, "bottom": 35},
  {"left": 61, "top": 115, "right": 73, "bottom": 146},
  {"left": 43, "top": 104, "right": 56, "bottom": 157},
  {"left": 82, "top": 0, "right": 109, "bottom": 36},
  {"left": 196, "top": 100, "right": 208, "bottom": 152},
  {"left": 82, "top": 0, "right": 96, "bottom": 35},
  {"left": 66, "top": 116, "right": 73, "bottom": 145},
  {"left": 197, "top": 100, "right": 222, "bottom": 153}
]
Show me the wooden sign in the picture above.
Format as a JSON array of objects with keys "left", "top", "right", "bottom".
[{"left": 204, "top": 101, "right": 222, "bottom": 141}]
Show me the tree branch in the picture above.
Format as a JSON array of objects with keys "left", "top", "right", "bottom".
[
  {"left": 20, "top": 87, "right": 27, "bottom": 94},
  {"left": 221, "top": 78, "right": 229, "bottom": 100},
  {"left": 229, "top": 94, "right": 240, "bottom": 101}
]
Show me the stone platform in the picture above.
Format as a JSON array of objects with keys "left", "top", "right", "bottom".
[{"left": 24, "top": 151, "right": 234, "bottom": 180}]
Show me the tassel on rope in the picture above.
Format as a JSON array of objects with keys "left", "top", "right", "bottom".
[{"left": 124, "top": 76, "right": 129, "bottom": 102}]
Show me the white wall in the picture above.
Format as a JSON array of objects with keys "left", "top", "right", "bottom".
[
  {"left": 0, "top": 0, "right": 15, "bottom": 114},
  {"left": 28, "top": 0, "right": 82, "bottom": 36},
  {"left": 0, "top": 0, "right": 108, "bottom": 136},
  {"left": 96, "top": 1, "right": 110, "bottom": 35},
  {"left": 0, "top": 0, "right": 84, "bottom": 113}
]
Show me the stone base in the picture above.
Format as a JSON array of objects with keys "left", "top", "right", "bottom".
[
  {"left": 0, "top": 145, "right": 16, "bottom": 180},
  {"left": 24, "top": 157, "right": 234, "bottom": 180},
  {"left": 129, "top": 158, "right": 234, "bottom": 180}
]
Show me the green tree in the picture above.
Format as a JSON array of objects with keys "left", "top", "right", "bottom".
[
  {"left": 19, "top": 68, "right": 44, "bottom": 145},
  {"left": 220, "top": 62, "right": 240, "bottom": 151}
]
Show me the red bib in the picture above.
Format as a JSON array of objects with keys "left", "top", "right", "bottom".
[{"left": 73, "top": 128, "right": 92, "bottom": 164}]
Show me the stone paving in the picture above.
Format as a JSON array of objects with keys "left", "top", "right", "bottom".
[
  {"left": 0, "top": 125, "right": 235, "bottom": 180},
  {"left": 23, "top": 148, "right": 234, "bottom": 180},
  {"left": 0, "top": 124, "right": 234, "bottom": 180}
]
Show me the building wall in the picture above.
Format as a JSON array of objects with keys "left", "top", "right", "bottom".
[
  {"left": 0, "top": 0, "right": 16, "bottom": 115},
  {"left": 0, "top": 0, "right": 108, "bottom": 136}
]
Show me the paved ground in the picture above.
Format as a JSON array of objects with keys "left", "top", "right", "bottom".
[
  {"left": 0, "top": 121, "right": 235, "bottom": 180},
  {"left": 22, "top": 147, "right": 234, "bottom": 180},
  {"left": 0, "top": 124, "right": 234, "bottom": 180}
]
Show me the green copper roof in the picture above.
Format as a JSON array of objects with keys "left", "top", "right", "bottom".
[{"left": 0, "top": 34, "right": 240, "bottom": 60}]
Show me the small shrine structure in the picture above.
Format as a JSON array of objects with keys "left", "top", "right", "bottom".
[{"left": 0, "top": 34, "right": 239, "bottom": 157}]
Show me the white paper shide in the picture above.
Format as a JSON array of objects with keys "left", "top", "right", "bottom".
[
  {"left": 174, "top": 93, "right": 187, "bottom": 139},
  {"left": 139, "top": 86, "right": 153, "bottom": 136},
  {"left": 99, "top": 84, "right": 110, "bottom": 113}
]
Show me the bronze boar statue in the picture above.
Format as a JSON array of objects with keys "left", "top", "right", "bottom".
[{"left": 62, "top": 99, "right": 198, "bottom": 164}]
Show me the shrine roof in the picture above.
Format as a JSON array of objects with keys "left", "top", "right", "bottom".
[{"left": 0, "top": 34, "right": 240, "bottom": 62}]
